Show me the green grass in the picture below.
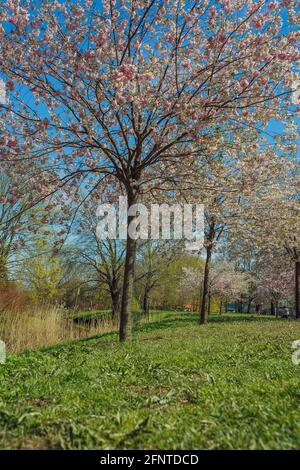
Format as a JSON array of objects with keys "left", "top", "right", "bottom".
[
  {"left": 71, "top": 309, "right": 141, "bottom": 322},
  {"left": 0, "top": 312, "right": 300, "bottom": 450},
  {"left": 71, "top": 309, "right": 111, "bottom": 320}
]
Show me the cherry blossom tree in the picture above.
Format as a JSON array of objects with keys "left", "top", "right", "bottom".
[
  {"left": 180, "top": 265, "right": 203, "bottom": 311},
  {"left": 260, "top": 266, "right": 294, "bottom": 317},
  {"left": 135, "top": 240, "right": 179, "bottom": 316},
  {"left": 0, "top": 0, "right": 299, "bottom": 340},
  {"left": 188, "top": 129, "right": 293, "bottom": 323},
  {"left": 210, "top": 262, "right": 250, "bottom": 312},
  {"left": 236, "top": 149, "right": 299, "bottom": 317}
]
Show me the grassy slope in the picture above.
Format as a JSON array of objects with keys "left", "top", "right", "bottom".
[{"left": 0, "top": 312, "right": 300, "bottom": 450}]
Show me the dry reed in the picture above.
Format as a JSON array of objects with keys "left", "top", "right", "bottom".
[{"left": 0, "top": 304, "right": 118, "bottom": 352}]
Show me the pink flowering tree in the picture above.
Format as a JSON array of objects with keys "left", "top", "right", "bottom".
[
  {"left": 0, "top": 0, "right": 299, "bottom": 341},
  {"left": 181, "top": 265, "right": 203, "bottom": 311},
  {"left": 190, "top": 130, "right": 293, "bottom": 323},
  {"left": 237, "top": 152, "right": 299, "bottom": 318},
  {"left": 258, "top": 252, "right": 294, "bottom": 317},
  {"left": 209, "top": 262, "right": 250, "bottom": 313}
]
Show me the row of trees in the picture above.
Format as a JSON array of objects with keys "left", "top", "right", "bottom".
[{"left": 0, "top": 173, "right": 297, "bottom": 320}]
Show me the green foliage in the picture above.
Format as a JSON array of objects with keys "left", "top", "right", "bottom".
[
  {"left": 0, "top": 312, "right": 300, "bottom": 449},
  {"left": 151, "top": 254, "right": 203, "bottom": 310},
  {"left": 22, "top": 257, "right": 63, "bottom": 301},
  {"left": 131, "top": 297, "right": 140, "bottom": 312}
]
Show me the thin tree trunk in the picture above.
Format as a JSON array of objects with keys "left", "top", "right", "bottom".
[
  {"left": 219, "top": 300, "right": 222, "bottom": 315},
  {"left": 0, "top": 255, "right": 8, "bottom": 281},
  {"left": 295, "top": 260, "right": 300, "bottom": 319},
  {"left": 247, "top": 297, "right": 252, "bottom": 314},
  {"left": 119, "top": 192, "right": 138, "bottom": 342},
  {"left": 275, "top": 301, "right": 279, "bottom": 319},
  {"left": 200, "top": 245, "right": 212, "bottom": 324},
  {"left": 111, "top": 288, "right": 120, "bottom": 319},
  {"left": 270, "top": 301, "right": 275, "bottom": 316},
  {"left": 208, "top": 292, "right": 211, "bottom": 315},
  {"left": 143, "top": 288, "right": 150, "bottom": 316}
]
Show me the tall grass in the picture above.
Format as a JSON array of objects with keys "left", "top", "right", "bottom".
[{"left": 0, "top": 304, "right": 117, "bottom": 352}]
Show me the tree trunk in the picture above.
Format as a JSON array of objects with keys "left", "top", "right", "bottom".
[
  {"left": 119, "top": 192, "right": 138, "bottom": 342},
  {"left": 275, "top": 301, "right": 279, "bottom": 319},
  {"left": 208, "top": 292, "right": 211, "bottom": 315},
  {"left": 247, "top": 297, "right": 252, "bottom": 314},
  {"left": 295, "top": 260, "right": 300, "bottom": 319},
  {"left": 219, "top": 300, "right": 222, "bottom": 315},
  {"left": 111, "top": 288, "right": 120, "bottom": 319},
  {"left": 270, "top": 301, "right": 275, "bottom": 316},
  {"left": 0, "top": 255, "right": 8, "bottom": 281},
  {"left": 199, "top": 245, "right": 212, "bottom": 324},
  {"left": 143, "top": 288, "right": 150, "bottom": 317}
]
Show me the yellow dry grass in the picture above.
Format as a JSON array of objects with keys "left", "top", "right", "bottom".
[{"left": 0, "top": 304, "right": 117, "bottom": 352}]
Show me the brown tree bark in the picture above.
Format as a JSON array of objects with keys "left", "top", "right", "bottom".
[
  {"left": 143, "top": 288, "right": 150, "bottom": 317},
  {"left": 295, "top": 260, "right": 300, "bottom": 319},
  {"left": 274, "top": 300, "right": 279, "bottom": 319},
  {"left": 200, "top": 245, "right": 212, "bottom": 324},
  {"left": 119, "top": 191, "right": 138, "bottom": 342},
  {"left": 207, "top": 292, "right": 211, "bottom": 316},
  {"left": 0, "top": 255, "right": 8, "bottom": 281},
  {"left": 111, "top": 285, "right": 121, "bottom": 319}
]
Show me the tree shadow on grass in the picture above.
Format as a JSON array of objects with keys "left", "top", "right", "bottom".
[
  {"left": 134, "top": 312, "right": 277, "bottom": 337},
  {"left": 42, "top": 312, "right": 278, "bottom": 353}
]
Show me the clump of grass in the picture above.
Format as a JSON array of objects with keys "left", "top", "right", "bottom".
[{"left": 0, "top": 304, "right": 117, "bottom": 352}]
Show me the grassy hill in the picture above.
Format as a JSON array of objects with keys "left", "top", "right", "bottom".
[{"left": 0, "top": 312, "right": 300, "bottom": 450}]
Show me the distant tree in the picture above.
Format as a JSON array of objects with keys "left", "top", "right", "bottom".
[
  {"left": 135, "top": 240, "right": 181, "bottom": 315},
  {"left": 72, "top": 203, "right": 126, "bottom": 318},
  {"left": 0, "top": 173, "right": 45, "bottom": 280},
  {"left": 17, "top": 238, "right": 64, "bottom": 301},
  {"left": 210, "top": 262, "right": 251, "bottom": 314}
]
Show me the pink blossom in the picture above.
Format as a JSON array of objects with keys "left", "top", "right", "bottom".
[
  {"left": 9, "top": 16, "right": 19, "bottom": 27},
  {"left": 215, "top": 31, "right": 227, "bottom": 44},
  {"left": 252, "top": 17, "right": 265, "bottom": 30},
  {"left": 84, "top": 50, "right": 95, "bottom": 59},
  {"left": 6, "top": 79, "right": 14, "bottom": 91},
  {"left": 277, "top": 52, "right": 289, "bottom": 60},
  {"left": 268, "top": 2, "right": 278, "bottom": 10},
  {"left": 182, "top": 60, "right": 190, "bottom": 68},
  {"left": 96, "top": 32, "right": 106, "bottom": 47},
  {"left": 7, "top": 138, "right": 18, "bottom": 147},
  {"left": 209, "top": 6, "right": 217, "bottom": 18},
  {"left": 240, "top": 79, "right": 249, "bottom": 89},
  {"left": 118, "top": 64, "right": 135, "bottom": 80}
]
